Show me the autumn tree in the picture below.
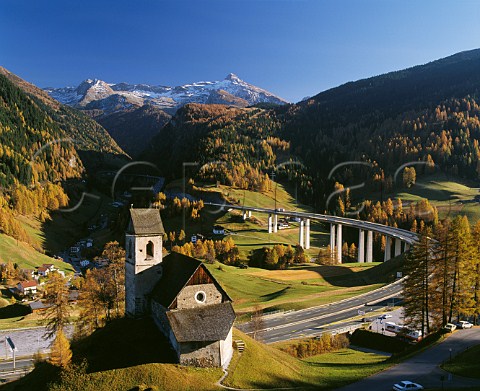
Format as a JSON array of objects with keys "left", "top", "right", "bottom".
[
  {"left": 76, "top": 271, "right": 103, "bottom": 337},
  {"left": 403, "top": 226, "right": 435, "bottom": 336},
  {"left": 403, "top": 167, "right": 416, "bottom": 188},
  {"left": 100, "top": 241, "right": 126, "bottom": 318},
  {"left": 43, "top": 272, "right": 71, "bottom": 339},
  {"left": 178, "top": 229, "right": 186, "bottom": 244},
  {"left": 49, "top": 329, "right": 72, "bottom": 368},
  {"left": 472, "top": 220, "right": 480, "bottom": 324}
]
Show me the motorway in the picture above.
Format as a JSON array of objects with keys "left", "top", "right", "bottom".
[
  {"left": 237, "top": 280, "right": 403, "bottom": 343},
  {"left": 205, "top": 202, "right": 420, "bottom": 244}
]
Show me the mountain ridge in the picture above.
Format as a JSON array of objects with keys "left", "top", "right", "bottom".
[{"left": 45, "top": 73, "right": 288, "bottom": 116}]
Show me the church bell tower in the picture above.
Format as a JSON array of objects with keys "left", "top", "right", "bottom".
[{"left": 125, "top": 208, "right": 165, "bottom": 317}]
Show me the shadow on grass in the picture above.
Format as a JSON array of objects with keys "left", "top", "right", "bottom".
[
  {"left": 72, "top": 317, "right": 177, "bottom": 373},
  {"left": 0, "top": 303, "right": 31, "bottom": 319},
  {"left": 292, "top": 255, "right": 404, "bottom": 287},
  {"left": 260, "top": 287, "right": 290, "bottom": 301},
  {"left": 4, "top": 318, "right": 178, "bottom": 391}
]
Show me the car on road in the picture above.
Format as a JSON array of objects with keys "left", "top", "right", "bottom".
[
  {"left": 443, "top": 323, "right": 457, "bottom": 332},
  {"left": 456, "top": 320, "right": 473, "bottom": 329},
  {"left": 379, "top": 313, "right": 393, "bottom": 320},
  {"left": 392, "top": 380, "right": 424, "bottom": 390}
]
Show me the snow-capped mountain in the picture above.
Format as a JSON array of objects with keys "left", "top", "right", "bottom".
[{"left": 45, "top": 74, "right": 287, "bottom": 115}]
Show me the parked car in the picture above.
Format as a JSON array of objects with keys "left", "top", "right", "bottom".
[
  {"left": 393, "top": 380, "right": 424, "bottom": 391},
  {"left": 443, "top": 323, "right": 457, "bottom": 332},
  {"left": 456, "top": 320, "right": 473, "bottom": 329},
  {"left": 379, "top": 313, "right": 393, "bottom": 320}
]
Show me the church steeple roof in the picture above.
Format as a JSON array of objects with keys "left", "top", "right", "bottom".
[{"left": 127, "top": 208, "right": 165, "bottom": 235}]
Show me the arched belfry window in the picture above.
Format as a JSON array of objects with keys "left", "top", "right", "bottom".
[
  {"left": 146, "top": 241, "right": 154, "bottom": 258},
  {"left": 128, "top": 240, "right": 133, "bottom": 259}
]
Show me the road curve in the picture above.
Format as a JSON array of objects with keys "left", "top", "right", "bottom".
[
  {"left": 205, "top": 202, "right": 420, "bottom": 244},
  {"left": 337, "top": 327, "right": 480, "bottom": 391}
]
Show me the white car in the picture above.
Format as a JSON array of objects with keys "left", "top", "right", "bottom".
[
  {"left": 456, "top": 320, "right": 473, "bottom": 329},
  {"left": 443, "top": 323, "right": 457, "bottom": 332},
  {"left": 393, "top": 380, "right": 424, "bottom": 391}
]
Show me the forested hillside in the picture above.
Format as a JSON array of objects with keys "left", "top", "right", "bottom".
[
  {"left": 143, "top": 104, "right": 305, "bottom": 192},
  {"left": 95, "top": 105, "right": 171, "bottom": 158},
  {"left": 142, "top": 50, "right": 480, "bottom": 213},
  {"left": 0, "top": 68, "right": 127, "bottom": 244},
  {"left": 281, "top": 49, "right": 480, "bottom": 205}
]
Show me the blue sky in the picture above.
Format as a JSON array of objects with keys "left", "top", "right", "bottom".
[{"left": 1, "top": 0, "right": 480, "bottom": 102}]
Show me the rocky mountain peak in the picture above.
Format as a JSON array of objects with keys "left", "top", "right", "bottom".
[{"left": 225, "top": 73, "right": 242, "bottom": 82}]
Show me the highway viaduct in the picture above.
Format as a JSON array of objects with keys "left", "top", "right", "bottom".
[{"left": 205, "top": 203, "right": 420, "bottom": 263}]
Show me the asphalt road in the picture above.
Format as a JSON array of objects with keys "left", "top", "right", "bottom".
[
  {"left": 337, "top": 327, "right": 480, "bottom": 391},
  {"left": 237, "top": 280, "right": 403, "bottom": 343},
  {"left": 0, "top": 358, "right": 33, "bottom": 373},
  {"left": 0, "top": 325, "right": 74, "bottom": 357}
]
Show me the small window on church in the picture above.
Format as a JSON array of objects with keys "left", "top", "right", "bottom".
[
  {"left": 146, "top": 241, "right": 154, "bottom": 257},
  {"left": 195, "top": 291, "right": 206, "bottom": 304}
]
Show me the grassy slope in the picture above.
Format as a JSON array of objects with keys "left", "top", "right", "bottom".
[
  {"left": 0, "top": 233, "right": 73, "bottom": 273},
  {"left": 372, "top": 173, "right": 480, "bottom": 223},
  {"left": 0, "top": 189, "right": 121, "bottom": 274},
  {"left": 6, "top": 362, "right": 222, "bottom": 391},
  {"left": 195, "top": 182, "right": 330, "bottom": 259},
  {"left": 442, "top": 343, "right": 480, "bottom": 379},
  {"left": 205, "top": 258, "right": 402, "bottom": 314},
  {"left": 224, "top": 329, "right": 389, "bottom": 389},
  {"left": 6, "top": 327, "right": 389, "bottom": 391}
]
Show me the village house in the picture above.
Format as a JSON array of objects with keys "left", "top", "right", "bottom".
[
  {"left": 17, "top": 280, "right": 37, "bottom": 296},
  {"left": 29, "top": 300, "right": 51, "bottom": 313},
  {"left": 37, "top": 266, "right": 49, "bottom": 277},
  {"left": 125, "top": 208, "right": 235, "bottom": 368}
]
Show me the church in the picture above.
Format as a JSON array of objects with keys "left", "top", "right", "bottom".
[{"left": 125, "top": 208, "right": 236, "bottom": 368}]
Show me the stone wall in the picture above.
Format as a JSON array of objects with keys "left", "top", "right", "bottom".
[
  {"left": 179, "top": 341, "right": 221, "bottom": 367},
  {"left": 176, "top": 283, "right": 222, "bottom": 309}
]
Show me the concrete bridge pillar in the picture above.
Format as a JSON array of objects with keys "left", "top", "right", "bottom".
[
  {"left": 242, "top": 211, "right": 247, "bottom": 221},
  {"left": 273, "top": 214, "right": 278, "bottom": 233},
  {"left": 304, "top": 219, "right": 310, "bottom": 249},
  {"left": 247, "top": 210, "right": 252, "bottom": 218},
  {"left": 299, "top": 219, "right": 305, "bottom": 248},
  {"left": 366, "top": 230, "right": 373, "bottom": 263},
  {"left": 336, "top": 224, "right": 343, "bottom": 263},
  {"left": 394, "top": 238, "right": 402, "bottom": 257},
  {"left": 358, "top": 229, "right": 365, "bottom": 263},
  {"left": 404, "top": 242, "right": 410, "bottom": 252},
  {"left": 268, "top": 214, "right": 273, "bottom": 234},
  {"left": 330, "top": 224, "right": 336, "bottom": 254},
  {"left": 384, "top": 236, "right": 391, "bottom": 262}
]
